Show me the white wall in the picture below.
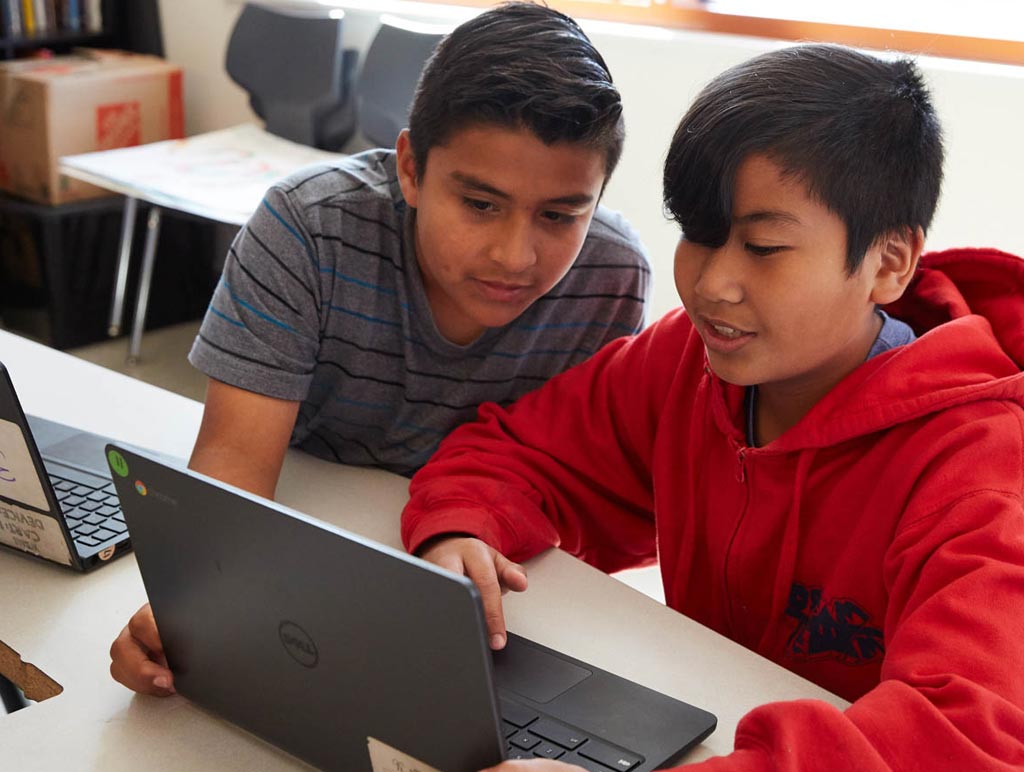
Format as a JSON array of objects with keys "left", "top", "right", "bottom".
[
  {"left": 582, "top": 27, "right": 1024, "bottom": 318},
  {"left": 158, "top": 1, "right": 1024, "bottom": 320}
]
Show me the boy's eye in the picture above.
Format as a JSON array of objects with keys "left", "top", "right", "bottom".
[
  {"left": 745, "top": 243, "right": 786, "bottom": 257},
  {"left": 541, "top": 211, "right": 576, "bottom": 225},
  {"left": 464, "top": 198, "right": 496, "bottom": 213}
]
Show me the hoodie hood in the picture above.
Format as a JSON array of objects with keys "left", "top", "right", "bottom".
[
  {"left": 888, "top": 247, "right": 1024, "bottom": 366},
  {"left": 716, "top": 247, "right": 1024, "bottom": 452}
]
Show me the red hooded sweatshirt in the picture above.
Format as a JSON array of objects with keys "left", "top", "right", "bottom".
[{"left": 402, "top": 248, "right": 1024, "bottom": 771}]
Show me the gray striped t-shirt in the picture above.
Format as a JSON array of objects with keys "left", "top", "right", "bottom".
[{"left": 189, "top": 149, "right": 649, "bottom": 476}]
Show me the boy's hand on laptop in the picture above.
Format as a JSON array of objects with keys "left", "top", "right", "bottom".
[
  {"left": 419, "top": 536, "right": 528, "bottom": 651},
  {"left": 109, "top": 603, "right": 176, "bottom": 696},
  {"left": 481, "top": 761, "right": 577, "bottom": 770}
]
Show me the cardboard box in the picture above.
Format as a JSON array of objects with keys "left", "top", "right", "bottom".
[{"left": 0, "top": 49, "right": 184, "bottom": 205}]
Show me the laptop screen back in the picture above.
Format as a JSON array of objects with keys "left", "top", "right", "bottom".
[
  {"left": 108, "top": 445, "right": 505, "bottom": 772},
  {"left": 0, "top": 364, "right": 74, "bottom": 566}
]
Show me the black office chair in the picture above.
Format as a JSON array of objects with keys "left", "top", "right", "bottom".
[
  {"left": 354, "top": 18, "right": 448, "bottom": 149},
  {"left": 225, "top": 2, "right": 359, "bottom": 150}
]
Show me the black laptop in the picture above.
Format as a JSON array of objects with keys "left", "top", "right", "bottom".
[
  {"left": 108, "top": 445, "right": 717, "bottom": 772},
  {"left": 0, "top": 361, "right": 182, "bottom": 571}
]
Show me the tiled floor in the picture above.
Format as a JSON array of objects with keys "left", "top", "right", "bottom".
[
  {"left": 67, "top": 320, "right": 207, "bottom": 403},
  {"left": 60, "top": 320, "right": 666, "bottom": 605}
]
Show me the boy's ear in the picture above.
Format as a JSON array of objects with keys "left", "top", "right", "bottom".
[
  {"left": 395, "top": 129, "right": 422, "bottom": 209},
  {"left": 869, "top": 226, "right": 924, "bottom": 305}
]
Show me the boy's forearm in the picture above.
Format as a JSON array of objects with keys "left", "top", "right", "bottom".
[
  {"left": 403, "top": 329, "right": 671, "bottom": 568},
  {"left": 188, "top": 440, "right": 282, "bottom": 500},
  {"left": 188, "top": 378, "right": 300, "bottom": 500},
  {"left": 401, "top": 476, "right": 558, "bottom": 562}
]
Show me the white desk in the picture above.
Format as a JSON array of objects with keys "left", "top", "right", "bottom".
[{"left": 0, "top": 329, "right": 847, "bottom": 769}]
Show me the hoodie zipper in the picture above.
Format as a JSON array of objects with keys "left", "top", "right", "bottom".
[{"left": 724, "top": 445, "right": 751, "bottom": 636}]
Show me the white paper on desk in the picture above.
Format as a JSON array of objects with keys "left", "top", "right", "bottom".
[
  {"left": 0, "top": 418, "right": 50, "bottom": 512},
  {"left": 59, "top": 124, "right": 342, "bottom": 225},
  {"left": 0, "top": 500, "right": 73, "bottom": 566},
  {"left": 367, "top": 736, "right": 445, "bottom": 772}
]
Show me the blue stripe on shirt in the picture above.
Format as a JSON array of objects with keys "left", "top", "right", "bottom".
[
  {"left": 222, "top": 280, "right": 299, "bottom": 334},
  {"left": 209, "top": 306, "right": 245, "bottom": 327},
  {"left": 263, "top": 199, "right": 316, "bottom": 266},
  {"left": 319, "top": 266, "right": 398, "bottom": 296},
  {"left": 332, "top": 395, "right": 393, "bottom": 411},
  {"left": 398, "top": 421, "right": 445, "bottom": 436},
  {"left": 323, "top": 302, "right": 403, "bottom": 328},
  {"left": 489, "top": 346, "right": 595, "bottom": 359},
  {"left": 512, "top": 319, "right": 636, "bottom": 334},
  {"left": 401, "top": 335, "right": 594, "bottom": 360}
]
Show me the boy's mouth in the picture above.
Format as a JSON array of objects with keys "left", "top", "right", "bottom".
[
  {"left": 699, "top": 316, "right": 755, "bottom": 351},
  {"left": 473, "top": 278, "right": 533, "bottom": 303},
  {"left": 710, "top": 322, "right": 745, "bottom": 339}
]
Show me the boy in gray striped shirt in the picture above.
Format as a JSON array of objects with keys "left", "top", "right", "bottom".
[
  {"left": 111, "top": 0, "right": 649, "bottom": 697},
  {"left": 186, "top": 2, "right": 649, "bottom": 490}
]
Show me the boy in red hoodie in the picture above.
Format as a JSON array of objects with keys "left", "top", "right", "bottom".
[{"left": 401, "top": 44, "right": 1024, "bottom": 770}]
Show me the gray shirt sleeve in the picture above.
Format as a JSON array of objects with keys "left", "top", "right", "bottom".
[
  {"left": 188, "top": 184, "right": 325, "bottom": 402},
  {"left": 570, "top": 205, "right": 651, "bottom": 345}
]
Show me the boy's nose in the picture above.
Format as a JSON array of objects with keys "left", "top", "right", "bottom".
[
  {"left": 693, "top": 245, "right": 743, "bottom": 304},
  {"left": 490, "top": 220, "right": 538, "bottom": 274}
]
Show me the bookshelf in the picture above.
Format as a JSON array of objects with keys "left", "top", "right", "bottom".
[
  {"left": 0, "top": 0, "right": 116, "bottom": 60},
  {"left": 0, "top": 0, "right": 193, "bottom": 351}
]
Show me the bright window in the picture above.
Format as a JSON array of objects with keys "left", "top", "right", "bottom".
[{"left": 414, "top": 0, "right": 1024, "bottom": 65}]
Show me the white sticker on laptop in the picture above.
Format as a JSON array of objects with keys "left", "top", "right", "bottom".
[
  {"left": 0, "top": 418, "right": 50, "bottom": 512},
  {"left": 0, "top": 499, "right": 73, "bottom": 566},
  {"left": 367, "top": 736, "right": 444, "bottom": 772}
]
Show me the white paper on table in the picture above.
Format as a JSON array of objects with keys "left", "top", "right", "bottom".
[
  {"left": 0, "top": 500, "right": 74, "bottom": 566},
  {"left": 59, "top": 124, "right": 344, "bottom": 226},
  {"left": 367, "top": 736, "right": 445, "bottom": 772},
  {"left": 0, "top": 418, "right": 50, "bottom": 512}
]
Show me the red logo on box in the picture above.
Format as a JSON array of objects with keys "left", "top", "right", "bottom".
[{"left": 96, "top": 101, "right": 142, "bottom": 150}]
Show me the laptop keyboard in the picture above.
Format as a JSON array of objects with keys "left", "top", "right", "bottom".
[
  {"left": 49, "top": 472, "right": 126, "bottom": 550},
  {"left": 500, "top": 697, "right": 643, "bottom": 771}
]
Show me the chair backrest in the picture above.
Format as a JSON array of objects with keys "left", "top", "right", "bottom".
[
  {"left": 225, "top": 2, "right": 356, "bottom": 149},
  {"left": 354, "top": 18, "right": 448, "bottom": 149}
]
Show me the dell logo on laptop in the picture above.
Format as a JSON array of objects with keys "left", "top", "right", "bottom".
[{"left": 278, "top": 621, "right": 318, "bottom": 668}]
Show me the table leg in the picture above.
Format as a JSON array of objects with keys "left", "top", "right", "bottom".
[
  {"left": 108, "top": 196, "right": 138, "bottom": 337},
  {"left": 127, "top": 206, "right": 162, "bottom": 364}
]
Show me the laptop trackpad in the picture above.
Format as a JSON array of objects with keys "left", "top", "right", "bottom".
[{"left": 493, "top": 636, "right": 592, "bottom": 704}]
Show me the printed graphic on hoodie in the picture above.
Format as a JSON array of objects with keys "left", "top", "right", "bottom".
[{"left": 785, "top": 582, "right": 884, "bottom": 665}]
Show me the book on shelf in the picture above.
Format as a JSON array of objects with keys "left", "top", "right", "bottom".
[
  {"left": 2, "top": 0, "right": 23, "bottom": 37},
  {"left": 19, "top": 0, "right": 33, "bottom": 36},
  {"left": 31, "top": 0, "right": 48, "bottom": 35},
  {"left": 83, "top": 0, "right": 99, "bottom": 33},
  {"left": 64, "top": 0, "right": 81, "bottom": 32},
  {"left": 2, "top": 0, "right": 101, "bottom": 41}
]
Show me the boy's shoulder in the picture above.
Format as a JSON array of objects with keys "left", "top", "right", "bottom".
[
  {"left": 581, "top": 205, "right": 649, "bottom": 269},
  {"left": 269, "top": 148, "right": 403, "bottom": 219}
]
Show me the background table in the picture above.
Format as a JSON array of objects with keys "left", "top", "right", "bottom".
[
  {"left": 59, "top": 126, "right": 341, "bottom": 363},
  {"left": 0, "top": 329, "right": 847, "bottom": 769}
]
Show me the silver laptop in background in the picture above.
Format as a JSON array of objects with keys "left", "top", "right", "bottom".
[
  {"left": 0, "top": 361, "right": 179, "bottom": 571},
  {"left": 108, "top": 444, "right": 716, "bottom": 772}
]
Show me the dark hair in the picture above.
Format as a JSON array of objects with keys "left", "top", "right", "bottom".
[
  {"left": 408, "top": 1, "right": 624, "bottom": 180},
  {"left": 663, "top": 44, "right": 945, "bottom": 272}
]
